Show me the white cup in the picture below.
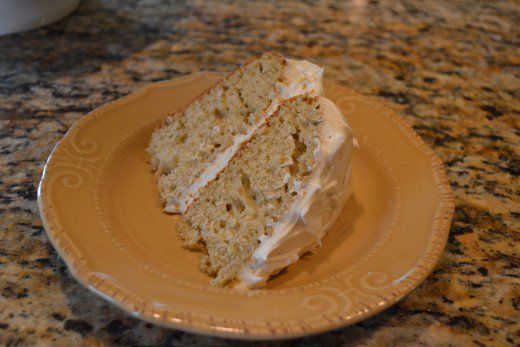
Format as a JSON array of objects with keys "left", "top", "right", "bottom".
[{"left": 0, "top": 0, "right": 80, "bottom": 36}]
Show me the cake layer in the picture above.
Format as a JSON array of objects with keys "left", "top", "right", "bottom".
[
  {"left": 148, "top": 52, "right": 323, "bottom": 213},
  {"left": 178, "top": 95, "right": 355, "bottom": 288}
]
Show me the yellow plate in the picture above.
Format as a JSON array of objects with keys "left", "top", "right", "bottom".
[{"left": 38, "top": 73, "right": 454, "bottom": 340}]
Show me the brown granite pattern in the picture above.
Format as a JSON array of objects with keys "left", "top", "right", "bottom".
[{"left": 0, "top": 0, "right": 518, "bottom": 345}]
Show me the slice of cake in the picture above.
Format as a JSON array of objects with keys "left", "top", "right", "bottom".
[
  {"left": 148, "top": 52, "right": 323, "bottom": 213},
  {"left": 178, "top": 95, "right": 355, "bottom": 289}
]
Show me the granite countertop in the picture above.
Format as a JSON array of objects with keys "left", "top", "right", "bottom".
[{"left": 0, "top": 0, "right": 518, "bottom": 345}]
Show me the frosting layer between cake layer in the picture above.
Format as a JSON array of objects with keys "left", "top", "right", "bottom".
[{"left": 164, "top": 58, "right": 324, "bottom": 213}]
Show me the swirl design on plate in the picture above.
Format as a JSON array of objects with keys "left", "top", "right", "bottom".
[
  {"left": 50, "top": 170, "right": 84, "bottom": 189},
  {"left": 302, "top": 271, "right": 391, "bottom": 316},
  {"left": 50, "top": 131, "right": 101, "bottom": 189},
  {"left": 302, "top": 287, "right": 352, "bottom": 315}
]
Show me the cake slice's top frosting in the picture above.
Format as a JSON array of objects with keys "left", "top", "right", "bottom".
[
  {"left": 277, "top": 58, "right": 324, "bottom": 99},
  {"left": 165, "top": 58, "right": 324, "bottom": 214},
  {"left": 235, "top": 97, "right": 356, "bottom": 289}
]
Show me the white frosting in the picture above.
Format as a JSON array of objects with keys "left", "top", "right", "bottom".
[
  {"left": 276, "top": 59, "right": 324, "bottom": 99},
  {"left": 165, "top": 58, "right": 324, "bottom": 213},
  {"left": 235, "top": 97, "right": 356, "bottom": 289}
]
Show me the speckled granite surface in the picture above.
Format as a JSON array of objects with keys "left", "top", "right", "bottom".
[{"left": 0, "top": 0, "right": 518, "bottom": 345}]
